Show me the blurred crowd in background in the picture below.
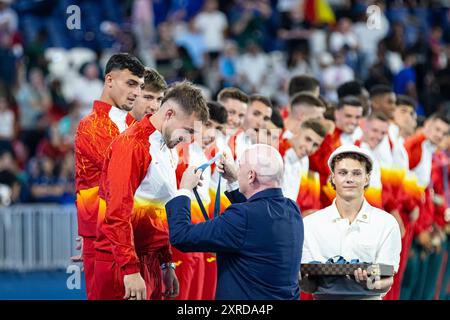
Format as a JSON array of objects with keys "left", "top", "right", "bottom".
[{"left": 1, "top": 0, "right": 450, "bottom": 205}]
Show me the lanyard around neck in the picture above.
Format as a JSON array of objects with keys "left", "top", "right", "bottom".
[{"left": 193, "top": 154, "right": 222, "bottom": 221}]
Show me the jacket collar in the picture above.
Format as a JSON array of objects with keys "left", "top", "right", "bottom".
[
  {"left": 141, "top": 114, "right": 157, "bottom": 135},
  {"left": 247, "top": 188, "right": 284, "bottom": 202},
  {"left": 93, "top": 100, "right": 113, "bottom": 114}
]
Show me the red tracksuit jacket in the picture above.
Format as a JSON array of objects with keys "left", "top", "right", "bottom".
[
  {"left": 74, "top": 100, "right": 135, "bottom": 238},
  {"left": 404, "top": 132, "right": 437, "bottom": 235},
  {"left": 95, "top": 115, "right": 176, "bottom": 275}
]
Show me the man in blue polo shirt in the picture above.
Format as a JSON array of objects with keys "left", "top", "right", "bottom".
[{"left": 166, "top": 144, "right": 304, "bottom": 300}]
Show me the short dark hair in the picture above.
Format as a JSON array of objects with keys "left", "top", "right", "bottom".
[
  {"left": 337, "top": 80, "right": 364, "bottom": 99},
  {"left": 270, "top": 107, "right": 285, "bottom": 129},
  {"left": 416, "top": 115, "right": 426, "bottom": 128},
  {"left": 367, "top": 111, "right": 389, "bottom": 123},
  {"left": 330, "top": 153, "right": 372, "bottom": 190},
  {"left": 288, "top": 75, "right": 320, "bottom": 98},
  {"left": 161, "top": 81, "right": 209, "bottom": 123},
  {"left": 330, "top": 152, "right": 372, "bottom": 174},
  {"left": 337, "top": 96, "right": 363, "bottom": 110},
  {"left": 207, "top": 101, "right": 228, "bottom": 124},
  {"left": 324, "top": 102, "right": 337, "bottom": 121},
  {"left": 291, "top": 92, "right": 325, "bottom": 109},
  {"left": 143, "top": 68, "right": 167, "bottom": 93},
  {"left": 217, "top": 87, "right": 249, "bottom": 104},
  {"left": 104, "top": 53, "right": 145, "bottom": 77},
  {"left": 318, "top": 95, "right": 329, "bottom": 109},
  {"left": 369, "top": 84, "right": 394, "bottom": 98},
  {"left": 396, "top": 95, "right": 416, "bottom": 109},
  {"left": 301, "top": 119, "right": 327, "bottom": 138},
  {"left": 428, "top": 111, "right": 450, "bottom": 126},
  {"left": 249, "top": 94, "right": 272, "bottom": 108}
]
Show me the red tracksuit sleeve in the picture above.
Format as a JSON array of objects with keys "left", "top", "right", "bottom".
[
  {"left": 414, "top": 188, "right": 435, "bottom": 235},
  {"left": 102, "top": 138, "right": 151, "bottom": 275}
]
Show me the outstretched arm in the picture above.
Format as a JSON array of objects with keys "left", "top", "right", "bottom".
[{"left": 166, "top": 166, "right": 247, "bottom": 253}]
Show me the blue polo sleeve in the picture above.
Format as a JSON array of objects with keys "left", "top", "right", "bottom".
[{"left": 166, "top": 195, "right": 247, "bottom": 253}]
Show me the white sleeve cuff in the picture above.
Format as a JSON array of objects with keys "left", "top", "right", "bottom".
[
  {"left": 226, "top": 181, "right": 239, "bottom": 192},
  {"left": 175, "top": 189, "right": 192, "bottom": 198}
]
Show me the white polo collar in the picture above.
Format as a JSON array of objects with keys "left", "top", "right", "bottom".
[{"left": 330, "top": 199, "right": 372, "bottom": 224}]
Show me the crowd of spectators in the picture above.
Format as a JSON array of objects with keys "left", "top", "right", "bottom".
[{"left": 1, "top": 0, "right": 450, "bottom": 205}]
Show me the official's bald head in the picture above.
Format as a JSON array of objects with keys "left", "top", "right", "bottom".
[{"left": 237, "top": 144, "right": 284, "bottom": 196}]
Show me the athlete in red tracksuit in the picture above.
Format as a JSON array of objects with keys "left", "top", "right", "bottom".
[
  {"left": 226, "top": 95, "right": 273, "bottom": 161},
  {"left": 74, "top": 54, "right": 144, "bottom": 299},
  {"left": 94, "top": 82, "right": 208, "bottom": 300},
  {"left": 309, "top": 98, "right": 363, "bottom": 208},
  {"left": 400, "top": 113, "right": 449, "bottom": 299},
  {"left": 75, "top": 101, "right": 136, "bottom": 299},
  {"left": 173, "top": 101, "right": 229, "bottom": 300},
  {"left": 94, "top": 116, "right": 174, "bottom": 300},
  {"left": 281, "top": 120, "right": 326, "bottom": 214},
  {"left": 382, "top": 97, "right": 419, "bottom": 299},
  {"left": 405, "top": 132, "right": 437, "bottom": 245},
  {"left": 203, "top": 138, "right": 231, "bottom": 300},
  {"left": 430, "top": 149, "right": 450, "bottom": 299},
  {"left": 378, "top": 125, "right": 417, "bottom": 300},
  {"left": 173, "top": 142, "right": 209, "bottom": 300}
]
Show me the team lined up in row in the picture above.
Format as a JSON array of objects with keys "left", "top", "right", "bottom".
[{"left": 74, "top": 52, "right": 450, "bottom": 300}]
